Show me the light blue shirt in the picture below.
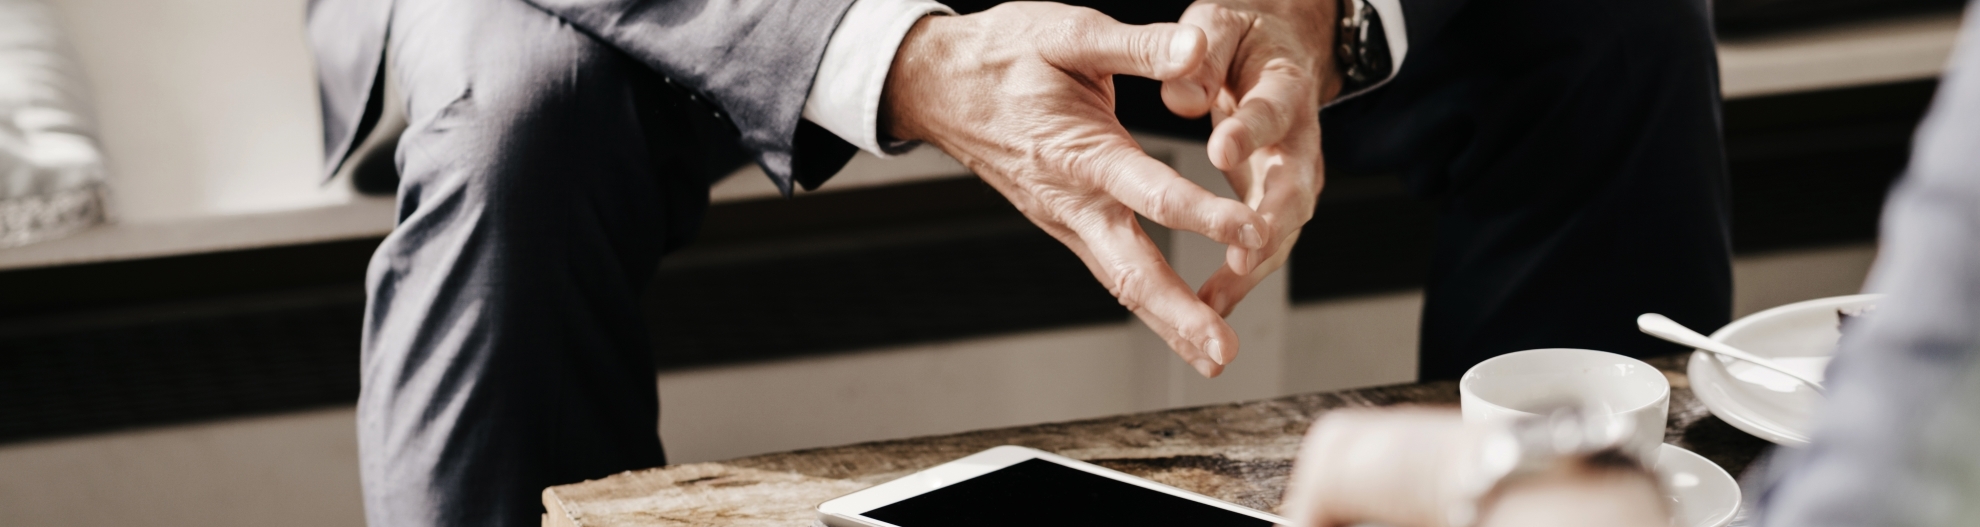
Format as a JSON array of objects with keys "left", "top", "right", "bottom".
[{"left": 1754, "top": 4, "right": 1980, "bottom": 525}]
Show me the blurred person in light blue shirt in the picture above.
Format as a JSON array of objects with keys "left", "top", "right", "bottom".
[
  {"left": 1746, "top": 2, "right": 1980, "bottom": 523},
  {"left": 1277, "top": 3, "right": 1980, "bottom": 526}
]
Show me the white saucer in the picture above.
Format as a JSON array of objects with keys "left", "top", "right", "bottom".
[
  {"left": 1686, "top": 294, "right": 1880, "bottom": 445},
  {"left": 1656, "top": 443, "right": 1740, "bottom": 527}
]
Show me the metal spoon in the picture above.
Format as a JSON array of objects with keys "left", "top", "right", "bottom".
[{"left": 1637, "top": 313, "right": 1827, "bottom": 393}]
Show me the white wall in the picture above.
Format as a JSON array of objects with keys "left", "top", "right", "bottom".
[
  {"left": 47, "top": 0, "right": 340, "bottom": 223},
  {"left": 1732, "top": 245, "right": 1879, "bottom": 318},
  {"left": 0, "top": 408, "right": 364, "bottom": 527}
]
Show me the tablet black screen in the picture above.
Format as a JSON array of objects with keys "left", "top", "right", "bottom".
[{"left": 863, "top": 458, "right": 1274, "bottom": 527}]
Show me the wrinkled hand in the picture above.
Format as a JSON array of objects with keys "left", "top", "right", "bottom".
[
  {"left": 1282, "top": 409, "right": 1669, "bottom": 527},
  {"left": 883, "top": 2, "right": 1275, "bottom": 377},
  {"left": 1162, "top": 0, "right": 1341, "bottom": 316}
]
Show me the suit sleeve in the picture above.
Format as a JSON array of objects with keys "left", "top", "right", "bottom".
[
  {"left": 520, "top": 0, "right": 863, "bottom": 195},
  {"left": 1390, "top": 0, "right": 1461, "bottom": 56}
]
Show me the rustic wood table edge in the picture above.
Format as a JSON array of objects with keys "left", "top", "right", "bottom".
[{"left": 543, "top": 354, "right": 1771, "bottom": 527}]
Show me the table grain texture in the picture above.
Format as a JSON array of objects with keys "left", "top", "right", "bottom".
[{"left": 542, "top": 354, "right": 1772, "bottom": 526}]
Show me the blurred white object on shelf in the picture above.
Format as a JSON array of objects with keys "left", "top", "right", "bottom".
[{"left": 0, "top": 0, "right": 106, "bottom": 248}]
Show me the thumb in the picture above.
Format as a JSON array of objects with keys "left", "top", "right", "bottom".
[
  {"left": 1165, "top": 3, "right": 1251, "bottom": 118},
  {"left": 1050, "top": 20, "right": 1206, "bottom": 81}
]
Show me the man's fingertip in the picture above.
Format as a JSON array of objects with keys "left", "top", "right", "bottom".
[
  {"left": 1191, "top": 358, "right": 1221, "bottom": 378},
  {"left": 1209, "top": 123, "right": 1249, "bottom": 169},
  {"left": 1161, "top": 82, "right": 1210, "bottom": 118},
  {"left": 1207, "top": 137, "right": 1236, "bottom": 171},
  {"left": 1165, "top": 28, "right": 1204, "bottom": 78},
  {"left": 1240, "top": 223, "right": 1265, "bottom": 249}
]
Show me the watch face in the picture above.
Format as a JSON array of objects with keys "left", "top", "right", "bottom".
[
  {"left": 1452, "top": 403, "right": 1642, "bottom": 527},
  {"left": 1334, "top": 0, "right": 1388, "bottom": 92},
  {"left": 1506, "top": 402, "right": 1635, "bottom": 459}
]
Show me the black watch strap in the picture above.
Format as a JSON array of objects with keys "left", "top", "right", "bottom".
[{"left": 1334, "top": 0, "right": 1392, "bottom": 95}]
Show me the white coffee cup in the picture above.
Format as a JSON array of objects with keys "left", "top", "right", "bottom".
[{"left": 1459, "top": 348, "right": 1670, "bottom": 463}]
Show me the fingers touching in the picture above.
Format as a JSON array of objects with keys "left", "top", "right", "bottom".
[
  {"left": 1046, "top": 13, "right": 1207, "bottom": 81},
  {"left": 1032, "top": 6, "right": 1276, "bottom": 262},
  {"left": 1082, "top": 147, "right": 1270, "bottom": 259},
  {"left": 1154, "top": 0, "right": 1335, "bottom": 319},
  {"left": 1202, "top": 226, "right": 1297, "bottom": 317},
  {"left": 1163, "top": 3, "right": 1253, "bottom": 118},
  {"left": 1052, "top": 141, "right": 1263, "bottom": 375},
  {"left": 1028, "top": 199, "right": 1239, "bottom": 377},
  {"left": 1061, "top": 206, "right": 1241, "bottom": 376},
  {"left": 893, "top": 3, "right": 1298, "bottom": 377},
  {"left": 1196, "top": 134, "right": 1323, "bottom": 316},
  {"left": 1209, "top": 62, "right": 1311, "bottom": 171}
]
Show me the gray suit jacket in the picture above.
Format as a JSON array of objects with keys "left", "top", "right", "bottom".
[{"left": 305, "top": 0, "right": 862, "bottom": 194}]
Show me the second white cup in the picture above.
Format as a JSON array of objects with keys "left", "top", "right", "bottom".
[{"left": 1459, "top": 348, "right": 1671, "bottom": 463}]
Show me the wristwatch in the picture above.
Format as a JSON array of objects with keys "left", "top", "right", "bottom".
[
  {"left": 1334, "top": 0, "right": 1391, "bottom": 95},
  {"left": 1446, "top": 404, "right": 1637, "bottom": 527}
]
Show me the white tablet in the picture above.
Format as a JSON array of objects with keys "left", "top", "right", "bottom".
[{"left": 817, "top": 445, "right": 1287, "bottom": 527}]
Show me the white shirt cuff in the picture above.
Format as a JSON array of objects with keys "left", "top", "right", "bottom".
[
  {"left": 802, "top": 0, "right": 954, "bottom": 158},
  {"left": 1366, "top": 0, "right": 1408, "bottom": 77}
]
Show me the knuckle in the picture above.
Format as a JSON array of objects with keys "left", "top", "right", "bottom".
[
  {"left": 1244, "top": 97, "right": 1289, "bottom": 126},
  {"left": 1045, "top": 144, "right": 1091, "bottom": 184},
  {"left": 1053, "top": 139, "right": 1124, "bottom": 186},
  {"left": 1215, "top": 3, "right": 1255, "bottom": 24},
  {"left": 1203, "top": 203, "right": 1242, "bottom": 234},
  {"left": 1237, "top": 107, "right": 1294, "bottom": 146},
  {"left": 1131, "top": 30, "right": 1166, "bottom": 72},
  {"left": 1139, "top": 182, "right": 1180, "bottom": 222},
  {"left": 1225, "top": 119, "right": 1254, "bottom": 145},
  {"left": 1187, "top": 2, "right": 1248, "bottom": 33},
  {"left": 1263, "top": 60, "right": 1322, "bottom": 103},
  {"left": 1057, "top": 198, "right": 1108, "bottom": 230},
  {"left": 1006, "top": 191, "right": 1051, "bottom": 220},
  {"left": 1059, "top": 7, "right": 1106, "bottom": 36},
  {"left": 1172, "top": 321, "right": 1206, "bottom": 346},
  {"left": 1017, "top": 175, "right": 1089, "bottom": 220},
  {"left": 1038, "top": 13, "right": 1093, "bottom": 58},
  {"left": 1263, "top": 58, "right": 1316, "bottom": 82},
  {"left": 1108, "top": 265, "right": 1149, "bottom": 310},
  {"left": 1069, "top": 198, "right": 1122, "bottom": 231}
]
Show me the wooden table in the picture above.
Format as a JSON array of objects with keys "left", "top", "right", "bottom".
[{"left": 543, "top": 354, "right": 1773, "bottom": 526}]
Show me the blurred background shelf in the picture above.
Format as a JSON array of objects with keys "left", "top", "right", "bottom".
[
  {"left": 1720, "top": 10, "right": 1963, "bottom": 98},
  {"left": 0, "top": 197, "right": 395, "bottom": 272}
]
